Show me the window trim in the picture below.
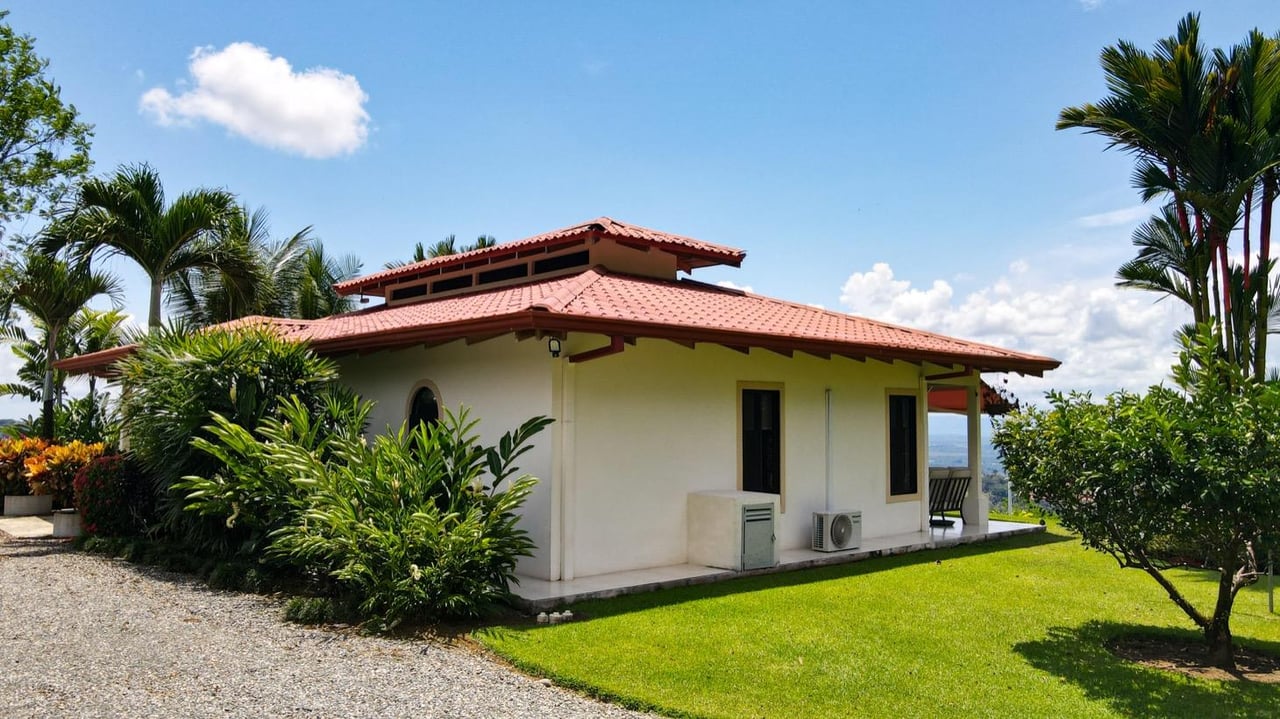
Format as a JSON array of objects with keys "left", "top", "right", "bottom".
[
  {"left": 885, "top": 388, "right": 922, "bottom": 502},
  {"left": 405, "top": 380, "right": 444, "bottom": 429},
  {"left": 736, "top": 381, "right": 786, "bottom": 512}
]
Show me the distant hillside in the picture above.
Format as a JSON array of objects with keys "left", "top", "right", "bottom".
[
  {"left": 928, "top": 432, "right": 1004, "bottom": 475},
  {"left": 0, "top": 419, "right": 16, "bottom": 427}
]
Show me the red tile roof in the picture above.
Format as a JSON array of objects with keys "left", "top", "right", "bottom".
[
  {"left": 162, "top": 268, "right": 1052, "bottom": 374},
  {"left": 335, "top": 217, "right": 746, "bottom": 296},
  {"left": 56, "top": 221, "right": 1059, "bottom": 377}
]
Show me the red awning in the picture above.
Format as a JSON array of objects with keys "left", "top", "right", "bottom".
[{"left": 927, "top": 381, "right": 1019, "bottom": 416}]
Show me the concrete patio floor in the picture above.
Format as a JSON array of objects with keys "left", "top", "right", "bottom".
[
  {"left": 513, "top": 518, "right": 1045, "bottom": 611},
  {"left": 0, "top": 514, "right": 54, "bottom": 539}
]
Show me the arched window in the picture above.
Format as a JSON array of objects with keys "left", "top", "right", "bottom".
[{"left": 408, "top": 385, "right": 440, "bottom": 428}]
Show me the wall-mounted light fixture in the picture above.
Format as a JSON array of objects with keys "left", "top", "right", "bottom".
[
  {"left": 359, "top": 292, "right": 370, "bottom": 305},
  {"left": 547, "top": 337, "right": 562, "bottom": 358}
]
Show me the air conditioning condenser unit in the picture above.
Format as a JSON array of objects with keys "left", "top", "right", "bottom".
[{"left": 812, "top": 510, "right": 861, "bottom": 552}]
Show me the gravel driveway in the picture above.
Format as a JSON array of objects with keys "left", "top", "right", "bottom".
[{"left": 0, "top": 536, "right": 649, "bottom": 719}]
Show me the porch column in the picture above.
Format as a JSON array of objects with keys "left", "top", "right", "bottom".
[{"left": 962, "top": 379, "right": 988, "bottom": 532}]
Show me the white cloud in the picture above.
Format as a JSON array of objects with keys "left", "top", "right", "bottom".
[
  {"left": 1076, "top": 204, "right": 1149, "bottom": 229},
  {"left": 716, "top": 280, "right": 754, "bottom": 293},
  {"left": 1079, "top": 0, "right": 1104, "bottom": 10},
  {"left": 141, "top": 43, "right": 370, "bottom": 159},
  {"left": 838, "top": 262, "right": 1190, "bottom": 404}
]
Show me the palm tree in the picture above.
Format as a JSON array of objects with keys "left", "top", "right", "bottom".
[
  {"left": 383, "top": 234, "right": 497, "bottom": 269},
  {"left": 1060, "top": 14, "right": 1280, "bottom": 379},
  {"left": 296, "top": 244, "right": 362, "bottom": 319},
  {"left": 0, "top": 307, "right": 128, "bottom": 406},
  {"left": 66, "top": 307, "right": 129, "bottom": 419},
  {"left": 0, "top": 251, "right": 119, "bottom": 438},
  {"left": 40, "top": 163, "right": 239, "bottom": 328},
  {"left": 169, "top": 205, "right": 312, "bottom": 325},
  {"left": 170, "top": 205, "right": 362, "bottom": 324}
]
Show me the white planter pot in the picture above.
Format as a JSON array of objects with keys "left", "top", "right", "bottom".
[
  {"left": 52, "top": 509, "right": 81, "bottom": 538},
  {"left": 4, "top": 494, "right": 53, "bottom": 517}
]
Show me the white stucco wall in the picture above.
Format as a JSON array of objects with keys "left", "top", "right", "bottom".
[
  {"left": 335, "top": 337, "right": 557, "bottom": 579},
  {"left": 333, "top": 331, "right": 934, "bottom": 582},
  {"left": 565, "top": 336, "right": 925, "bottom": 578}
]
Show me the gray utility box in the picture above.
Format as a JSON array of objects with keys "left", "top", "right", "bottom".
[{"left": 687, "top": 491, "right": 780, "bottom": 571}]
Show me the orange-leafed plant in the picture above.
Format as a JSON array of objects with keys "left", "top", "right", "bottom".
[
  {"left": 25, "top": 440, "right": 105, "bottom": 507},
  {"left": 0, "top": 437, "right": 49, "bottom": 496}
]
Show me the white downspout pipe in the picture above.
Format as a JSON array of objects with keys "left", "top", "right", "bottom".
[{"left": 824, "top": 388, "right": 833, "bottom": 511}]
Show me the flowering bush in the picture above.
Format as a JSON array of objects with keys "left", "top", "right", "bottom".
[
  {"left": 74, "top": 455, "right": 150, "bottom": 537},
  {"left": 25, "top": 440, "right": 105, "bottom": 507},
  {"left": 0, "top": 437, "right": 48, "bottom": 496}
]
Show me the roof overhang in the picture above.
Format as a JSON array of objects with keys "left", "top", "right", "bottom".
[{"left": 56, "top": 312, "right": 1059, "bottom": 378}]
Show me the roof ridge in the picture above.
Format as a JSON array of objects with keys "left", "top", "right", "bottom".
[{"left": 531, "top": 266, "right": 608, "bottom": 312}]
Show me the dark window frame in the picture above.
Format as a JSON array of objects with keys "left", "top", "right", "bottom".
[
  {"left": 887, "top": 391, "right": 920, "bottom": 498},
  {"left": 739, "top": 382, "right": 784, "bottom": 507},
  {"left": 407, "top": 383, "right": 441, "bottom": 429}
]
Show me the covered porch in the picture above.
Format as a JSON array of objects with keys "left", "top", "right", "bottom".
[{"left": 513, "top": 518, "right": 1044, "bottom": 611}]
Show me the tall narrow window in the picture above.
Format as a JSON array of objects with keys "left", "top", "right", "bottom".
[
  {"left": 888, "top": 393, "right": 918, "bottom": 496},
  {"left": 741, "top": 387, "right": 782, "bottom": 495},
  {"left": 409, "top": 385, "right": 440, "bottom": 428}
]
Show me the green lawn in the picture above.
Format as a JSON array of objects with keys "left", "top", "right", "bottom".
[{"left": 476, "top": 527, "right": 1280, "bottom": 718}]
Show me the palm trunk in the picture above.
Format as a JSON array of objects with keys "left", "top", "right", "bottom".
[
  {"left": 1256, "top": 172, "right": 1275, "bottom": 382},
  {"left": 1243, "top": 186, "right": 1254, "bottom": 289},
  {"left": 149, "top": 277, "right": 163, "bottom": 329},
  {"left": 1218, "top": 234, "right": 1236, "bottom": 366},
  {"left": 1201, "top": 212, "right": 1225, "bottom": 350},
  {"left": 41, "top": 328, "right": 57, "bottom": 440}
]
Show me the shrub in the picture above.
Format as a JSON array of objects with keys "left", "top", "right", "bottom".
[
  {"left": 24, "top": 440, "right": 104, "bottom": 507},
  {"left": 73, "top": 455, "right": 151, "bottom": 537},
  {"left": 270, "top": 408, "right": 551, "bottom": 628},
  {"left": 0, "top": 437, "right": 47, "bottom": 495},
  {"left": 283, "top": 596, "right": 340, "bottom": 625},
  {"left": 994, "top": 329, "right": 1280, "bottom": 669},
  {"left": 177, "top": 392, "right": 370, "bottom": 562},
  {"left": 116, "top": 325, "right": 339, "bottom": 551},
  {"left": 183, "top": 395, "right": 551, "bottom": 629}
]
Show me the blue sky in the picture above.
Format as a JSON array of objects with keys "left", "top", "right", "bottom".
[{"left": 4, "top": 0, "right": 1280, "bottom": 421}]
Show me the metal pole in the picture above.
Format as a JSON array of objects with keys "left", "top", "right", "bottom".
[
  {"left": 1269, "top": 550, "right": 1274, "bottom": 615},
  {"left": 1006, "top": 476, "right": 1013, "bottom": 516}
]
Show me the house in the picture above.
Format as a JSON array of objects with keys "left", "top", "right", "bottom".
[{"left": 60, "top": 217, "right": 1058, "bottom": 585}]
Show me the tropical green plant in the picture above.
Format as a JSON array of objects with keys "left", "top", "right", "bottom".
[
  {"left": 176, "top": 391, "right": 369, "bottom": 560},
  {"left": 74, "top": 454, "right": 151, "bottom": 537},
  {"left": 0, "top": 10, "right": 93, "bottom": 238},
  {"left": 40, "top": 163, "right": 240, "bottom": 328},
  {"left": 383, "top": 234, "right": 497, "bottom": 269},
  {"left": 993, "top": 328, "right": 1280, "bottom": 670},
  {"left": 116, "top": 325, "right": 339, "bottom": 548},
  {"left": 1059, "top": 14, "right": 1280, "bottom": 378},
  {"left": 0, "top": 251, "right": 120, "bottom": 438},
  {"left": 188, "top": 397, "right": 550, "bottom": 628}
]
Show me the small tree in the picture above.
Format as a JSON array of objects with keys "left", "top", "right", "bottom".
[
  {"left": 0, "top": 11, "right": 93, "bottom": 238},
  {"left": 994, "top": 329, "right": 1280, "bottom": 669}
]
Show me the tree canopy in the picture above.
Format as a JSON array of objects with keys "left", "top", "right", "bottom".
[
  {"left": 0, "top": 10, "right": 92, "bottom": 240},
  {"left": 1059, "top": 13, "right": 1280, "bottom": 379}
]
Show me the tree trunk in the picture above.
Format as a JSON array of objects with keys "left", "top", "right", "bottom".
[
  {"left": 1205, "top": 572, "right": 1238, "bottom": 669},
  {"left": 149, "top": 277, "right": 163, "bottom": 329},
  {"left": 1256, "top": 172, "right": 1275, "bottom": 382},
  {"left": 41, "top": 328, "right": 57, "bottom": 441},
  {"left": 1243, "top": 186, "right": 1253, "bottom": 289}
]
